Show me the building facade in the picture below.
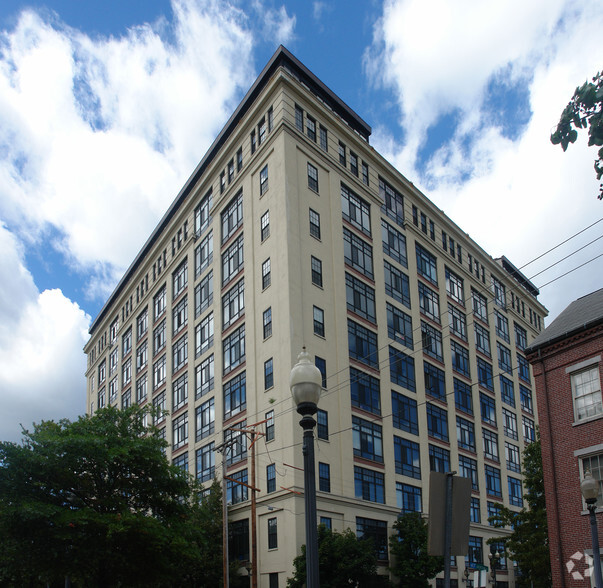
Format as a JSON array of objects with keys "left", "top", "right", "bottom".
[
  {"left": 526, "top": 289, "right": 603, "bottom": 588},
  {"left": 84, "top": 46, "right": 548, "bottom": 587}
]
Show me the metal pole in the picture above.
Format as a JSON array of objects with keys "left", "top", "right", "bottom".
[
  {"left": 301, "top": 414, "right": 320, "bottom": 588},
  {"left": 443, "top": 472, "right": 453, "bottom": 588},
  {"left": 250, "top": 433, "right": 258, "bottom": 588},
  {"left": 588, "top": 504, "right": 603, "bottom": 588},
  {"left": 222, "top": 455, "right": 230, "bottom": 588}
]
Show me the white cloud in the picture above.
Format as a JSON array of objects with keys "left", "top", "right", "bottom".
[
  {"left": 0, "top": 224, "right": 90, "bottom": 443},
  {"left": 257, "top": 4, "right": 296, "bottom": 45}
]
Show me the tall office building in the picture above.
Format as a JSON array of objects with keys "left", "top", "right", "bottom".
[{"left": 84, "top": 46, "right": 548, "bottom": 587}]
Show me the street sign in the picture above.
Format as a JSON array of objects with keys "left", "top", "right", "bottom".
[{"left": 474, "top": 564, "right": 489, "bottom": 571}]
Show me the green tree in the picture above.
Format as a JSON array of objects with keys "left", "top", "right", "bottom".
[
  {"left": 388, "top": 512, "right": 443, "bottom": 587},
  {"left": 287, "top": 524, "right": 387, "bottom": 588},
  {"left": 488, "top": 436, "right": 551, "bottom": 588},
  {"left": 0, "top": 405, "right": 222, "bottom": 587},
  {"left": 551, "top": 71, "right": 603, "bottom": 199}
]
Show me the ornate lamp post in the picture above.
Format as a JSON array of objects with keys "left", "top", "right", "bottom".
[
  {"left": 581, "top": 470, "right": 602, "bottom": 588},
  {"left": 290, "top": 348, "right": 322, "bottom": 588},
  {"left": 489, "top": 551, "right": 500, "bottom": 586}
]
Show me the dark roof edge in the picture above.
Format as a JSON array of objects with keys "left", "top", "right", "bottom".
[
  {"left": 89, "top": 45, "right": 371, "bottom": 335},
  {"left": 525, "top": 315, "right": 603, "bottom": 355},
  {"left": 498, "top": 256, "right": 540, "bottom": 298}
]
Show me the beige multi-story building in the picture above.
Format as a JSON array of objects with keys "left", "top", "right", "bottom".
[{"left": 84, "top": 46, "right": 548, "bottom": 587}]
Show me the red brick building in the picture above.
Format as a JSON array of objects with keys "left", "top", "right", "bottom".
[{"left": 526, "top": 288, "right": 603, "bottom": 588}]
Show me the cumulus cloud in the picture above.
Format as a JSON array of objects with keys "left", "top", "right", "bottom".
[
  {"left": 0, "top": 224, "right": 90, "bottom": 442},
  {"left": 253, "top": 2, "right": 296, "bottom": 45}
]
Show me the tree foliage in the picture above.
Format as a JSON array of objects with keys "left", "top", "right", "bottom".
[
  {"left": 0, "top": 405, "right": 223, "bottom": 587},
  {"left": 551, "top": 71, "right": 603, "bottom": 199},
  {"left": 287, "top": 524, "right": 387, "bottom": 588},
  {"left": 488, "top": 436, "right": 551, "bottom": 588},
  {"left": 388, "top": 512, "right": 443, "bottom": 587}
]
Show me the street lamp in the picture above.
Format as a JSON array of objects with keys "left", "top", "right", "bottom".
[
  {"left": 581, "top": 470, "right": 603, "bottom": 588},
  {"left": 290, "top": 348, "right": 322, "bottom": 588},
  {"left": 462, "top": 567, "right": 471, "bottom": 583},
  {"left": 489, "top": 551, "right": 500, "bottom": 586}
]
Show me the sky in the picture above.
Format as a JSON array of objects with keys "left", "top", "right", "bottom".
[{"left": 0, "top": 0, "right": 602, "bottom": 442}]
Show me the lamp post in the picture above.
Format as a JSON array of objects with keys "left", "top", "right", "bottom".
[
  {"left": 489, "top": 551, "right": 500, "bottom": 586},
  {"left": 462, "top": 567, "right": 471, "bottom": 583},
  {"left": 290, "top": 348, "right": 322, "bottom": 588},
  {"left": 581, "top": 470, "right": 602, "bottom": 588}
]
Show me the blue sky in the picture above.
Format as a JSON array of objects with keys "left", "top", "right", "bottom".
[{"left": 1, "top": 0, "right": 602, "bottom": 441}]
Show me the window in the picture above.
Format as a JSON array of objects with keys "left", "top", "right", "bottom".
[
  {"left": 268, "top": 517, "right": 278, "bottom": 549},
  {"left": 518, "top": 354, "right": 531, "bottom": 383},
  {"left": 264, "top": 358, "right": 274, "bottom": 390},
  {"left": 420, "top": 213, "right": 427, "bottom": 234},
  {"left": 416, "top": 244, "right": 438, "bottom": 285},
  {"left": 263, "top": 307, "right": 272, "bottom": 339},
  {"left": 426, "top": 403, "right": 449, "bottom": 441},
  {"left": 477, "top": 357, "right": 494, "bottom": 391},
  {"left": 453, "top": 378, "right": 472, "bottom": 415},
  {"left": 121, "top": 355, "right": 131, "bottom": 385},
  {"left": 196, "top": 442, "right": 215, "bottom": 482},
  {"left": 223, "top": 325, "right": 245, "bottom": 374},
  {"left": 173, "top": 261, "right": 188, "bottom": 299},
  {"left": 98, "top": 359, "right": 106, "bottom": 384},
  {"left": 397, "top": 483, "right": 422, "bottom": 513},
  {"left": 394, "top": 436, "right": 421, "bottom": 478},
  {"left": 448, "top": 304, "right": 467, "bottom": 341},
  {"left": 110, "top": 318, "right": 119, "bottom": 342},
  {"left": 265, "top": 410, "right": 274, "bottom": 441},
  {"left": 390, "top": 346, "right": 416, "bottom": 392},
  {"left": 222, "top": 234, "right": 244, "bottom": 287},
  {"left": 154, "top": 286, "right": 166, "bottom": 321},
  {"left": 225, "top": 423, "right": 247, "bottom": 465},
  {"left": 429, "top": 444, "right": 450, "bottom": 473},
  {"left": 356, "top": 518, "right": 388, "bottom": 561},
  {"left": 571, "top": 365, "right": 602, "bottom": 421},
  {"left": 194, "top": 189, "right": 212, "bottom": 236},
  {"left": 380, "top": 178, "right": 404, "bottom": 226},
  {"left": 348, "top": 320, "right": 378, "bottom": 368},
  {"left": 153, "top": 391, "right": 165, "bottom": 424},
  {"left": 418, "top": 282, "right": 440, "bottom": 322},
  {"left": 97, "top": 387, "right": 106, "bottom": 409},
  {"left": 424, "top": 362, "right": 445, "bottom": 400},
  {"left": 195, "top": 313, "right": 213, "bottom": 358},
  {"left": 506, "top": 442, "right": 521, "bottom": 472},
  {"left": 502, "top": 408, "right": 518, "bottom": 440},
  {"left": 295, "top": 104, "right": 303, "bottom": 131},
  {"left": 494, "top": 310, "right": 510, "bottom": 342},
  {"left": 236, "top": 147, "right": 243, "bottom": 171},
  {"left": 227, "top": 469, "right": 248, "bottom": 504},
  {"left": 250, "top": 132, "right": 256, "bottom": 155},
  {"left": 421, "top": 321, "right": 443, "bottom": 361},
  {"left": 194, "top": 271, "right": 213, "bottom": 318},
  {"left": 341, "top": 183, "right": 371, "bottom": 236},
  {"left": 385, "top": 261, "right": 410, "bottom": 308},
  {"left": 520, "top": 385, "right": 533, "bottom": 414},
  {"left": 261, "top": 258, "right": 271, "bottom": 289},
  {"left": 451, "top": 341, "right": 470, "bottom": 377},
  {"left": 498, "top": 343, "right": 512, "bottom": 374},
  {"left": 317, "top": 409, "right": 328, "bottom": 440},
  {"left": 222, "top": 192, "right": 243, "bottom": 245},
  {"left": 122, "top": 328, "right": 132, "bottom": 357},
  {"left": 523, "top": 415, "right": 536, "bottom": 443},
  {"left": 485, "top": 464, "right": 502, "bottom": 496},
  {"left": 153, "top": 355, "right": 166, "bottom": 390},
  {"left": 109, "top": 376, "right": 118, "bottom": 402},
  {"left": 220, "top": 170, "right": 226, "bottom": 192},
  {"left": 309, "top": 208, "right": 321, "bottom": 239},
  {"left": 172, "top": 372, "right": 188, "bottom": 411},
  {"left": 121, "top": 389, "right": 131, "bottom": 409},
  {"left": 491, "top": 276, "right": 506, "bottom": 308},
  {"left": 382, "top": 220, "right": 407, "bottom": 266},
  {"left": 392, "top": 391, "right": 419, "bottom": 435},
  {"left": 488, "top": 501, "right": 502, "bottom": 526},
  {"left": 457, "top": 416, "right": 476, "bottom": 451},
  {"left": 472, "top": 289, "right": 488, "bottom": 323},
  {"left": 445, "top": 268, "right": 464, "bottom": 304},
  {"left": 261, "top": 211, "right": 270, "bottom": 241},
  {"left": 137, "top": 308, "right": 148, "bottom": 341},
  {"left": 350, "top": 367, "right": 381, "bottom": 415},
  {"left": 514, "top": 323, "right": 528, "bottom": 350},
  {"left": 172, "top": 412, "right": 188, "bottom": 450},
  {"left": 319, "top": 125, "right": 328, "bottom": 151},
  {"left": 173, "top": 334, "right": 188, "bottom": 372},
  {"left": 458, "top": 455, "right": 478, "bottom": 490},
  {"left": 350, "top": 151, "right": 358, "bottom": 176},
  {"left": 353, "top": 416, "right": 383, "bottom": 462},
  {"left": 581, "top": 454, "right": 603, "bottom": 507},
  {"left": 224, "top": 372, "right": 246, "bottom": 420},
  {"left": 173, "top": 297, "right": 187, "bottom": 335},
  {"left": 343, "top": 227, "right": 374, "bottom": 279},
  {"left": 320, "top": 517, "right": 332, "bottom": 529},
  {"left": 500, "top": 375, "right": 515, "bottom": 407},
  {"left": 136, "top": 374, "right": 147, "bottom": 403},
  {"left": 193, "top": 232, "right": 213, "bottom": 281},
  {"left": 480, "top": 393, "right": 497, "bottom": 426},
  {"left": 258, "top": 116, "right": 267, "bottom": 145},
  {"left": 338, "top": 141, "right": 346, "bottom": 166},
  {"left": 474, "top": 323, "right": 491, "bottom": 357},
  {"left": 151, "top": 320, "right": 166, "bottom": 357},
  {"left": 346, "top": 273, "right": 376, "bottom": 322},
  {"left": 483, "top": 429, "right": 499, "bottom": 461},
  {"left": 313, "top": 306, "right": 325, "bottom": 337},
  {"left": 315, "top": 356, "right": 327, "bottom": 388},
  {"left": 307, "top": 162, "right": 318, "bottom": 192},
  {"left": 172, "top": 453, "right": 187, "bottom": 473},
  {"left": 196, "top": 397, "right": 215, "bottom": 441},
  {"left": 195, "top": 354, "right": 214, "bottom": 398},
  {"left": 222, "top": 278, "right": 244, "bottom": 329},
  {"left": 466, "top": 536, "right": 483, "bottom": 567},
  {"left": 354, "top": 467, "right": 385, "bottom": 503},
  {"left": 311, "top": 256, "right": 323, "bottom": 287},
  {"left": 508, "top": 477, "right": 523, "bottom": 507},
  {"left": 266, "top": 463, "right": 276, "bottom": 493},
  {"left": 470, "top": 497, "right": 481, "bottom": 523},
  {"left": 260, "top": 165, "right": 269, "bottom": 195},
  {"left": 387, "top": 303, "right": 413, "bottom": 349},
  {"left": 319, "top": 462, "right": 330, "bottom": 492},
  {"left": 229, "top": 518, "right": 249, "bottom": 562},
  {"left": 362, "top": 161, "right": 369, "bottom": 185}
]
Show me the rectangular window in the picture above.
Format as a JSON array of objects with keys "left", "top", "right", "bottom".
[
  {"left": 263, "top": 307, "right": 272, "bottom": 339},
  {"left": 451, "top": 341, "right": 470, "bottom": 377},
  {"left": 307, "top": 162, "right": 319, "bottom": 192},
  {"left": 315, "top": 356, "right": 327, "bottom": 388},
  {"left": 136, "top": 374, "right": 147, "bottom": 403},
  {"left": 320, "top": 517, "right": 331, "bottom": 529},
  {"left": 268, "top": 517, "right": 278, "bottom": 549},
  {"left": 109, "top": 375, "right": 118, "bottom": 402},
  {"left": 424, "top": 362, "right": 445, "bottom": 400},
  {"left": 195, "top": 354, "right": 214, "bottom": 399},
  {"left": 295, "top": 104, "right": 303, "bottom": 131},
  {"left": 518, "top": 354, "right": 531, "bottom": 382},
  {"left": 387, "top": 303, "right": 413, "bottom": 349},
  {"left": 500, "top": 375, "right": 515, "bottom": 407},
  {"left": 311, "top": 256, "right": 323, "bottom": 287},
  {"left": 485, "top": 464, "right": 502, "bottom": 496},
  {"left": 426, "top": 403, "right": 449, "bottom": 441},
  {"left": 258, "top": 116, "right": 267, "bottom": 145},
  {"left": 445, "top": 268, "right": 464, "bottom": 304},
  {"left": 173, "top": 297, "right": 188, "bottom": 335},
  {"left": 196, "top": 441, "right": 215, "bottom": 483},
  {"left": 448, "top": 304, "right": 467, "bottom": 341},
  {"left": 260, "top": 165, "right": 269, "bottom": 195},
  {"left": 153, "top": 355, "right": 166, "bottom": 390},
  {"left": 362, "top": 161, "right": 369, "bottom": 185},
  {"left": 343, "top": 227, "right": 374, "bottom": 279},
  {"left": 470, "top": 497, "right": 481, "bottom": 523},
  {"left": 515, "top": 323, "right": 528, "bottom": 350},
  {"left": 194, "top": 271, "right": 213, "bottom": 318},
  {"left": 228, "top": 159, "right": 234, "bottom": 183},
  {"left": 416, "top": 244, "right": 438, "bottom": 285},
  {"left": 264, "top": 358, "right": 274, "bottom": 390},
  {"left": 266, "top": 463, "right": 276, "bottom": 493},
  {"left": 229, "top": 518, "right": 249, "bottom": 562},
  {"left": 350, "top": 367, "right": 381, "bottom": 415},
  {"left": 520, "top": 384, "right": 533, "bottom": 414},
  {"left": 348, "top": 320, "right": 378, "bottom": 368},
  {"left": 472, "top": 289, "right": 488, "bottom": 323},
  {"left": 221, "top": 191, "right": 243, "bottom": 244},
  {"left": 498, "top": 342, "right": 512, "bottom": 374},
  {"left": 508, "top": 477, "right": 523, "bottom": 507},
  {"left": 474, "top": 323, "right": 491, "bottom": 357},
  {"left": 153, "top": 391, "right": 165, "bottom": 424},
  {"left": 194, "top": 230, "right": 213, "bottom": 279},
  {"left": 458, "top": 455, "right": 478, "bottom": 490},
  {"left": 196, "top": 397, "right": 215, "bottom": 441},
  {"left": 109, "top": 347, "right": 118, "bottom": 376},
  {"left": 313, "top": 306, "right": 325, "bottom": 337},
  {"left": 346, "top": 273, "right": 376, "bottom": 322},
  {"left": 172, "top": 372, "right": 188, "bottom": 410},
  {"left": 390, "top": 346, "right": 416, "bottom": 392},
  {"left": 223, "top": 325, "right": 245, "bottom": 374},
  {"left": 222, "top": 234, "right": 244, "bottom": 287},
  {"left": 319, "top": 124, "right": 328, "bottom": 151},
  {"left": 382, "top": 219, "right": 408, "bottom": 267},
  {"left": 225, "top": 423, "right": 247, "bottom": 465},
  {"left": 421, "top": 321, "right": 443, "bottom": 361},
  {"left": 488, "top": 501, "right": 502, "bottom": 526},
  {"left": 338, "top": 141, "right": 346, "bottom": 166},
  {"left": 392, "top": 391, "right": 419, "bottom": 434},
  {"left": 137, "top": 308, "right": 148, "bottom": 341},
  {"left": 195, "top": 313, "right": 213, "bottom": 358},
  {"left": 581, "top": 454, "right": 603, "bottom": 507},
  {"left": 506, "top": 441, "right": 521, "bottom": 472},
  {"left": 385, "top": 261, "right": 410, "bottom": 308},
  {"left": 429, "top": 444, "right": 450, "bottom": 473},
  {"left": 356, "top": 518, "right": 388, "bottom": 561},
  {"left": 353, "top": 416, "right": 383, "bottom": 462},
  {"left": 341, "top": 183, "right": 371, "bottom": 236},
  {"left": 394, "top": 436, "right": 421, "bottom": 479},
  {"left": 523, "top": 415, "right": 536, "bottom": 443},
  {"left": 236, "top": 147, "right": 243, "bottom": 171},
  {"left": 477, "top": 357, "right": 494, "bottom": 391},
  {"left": 457, "top": 416, "right": 476, "bottom": 451},
  {"left": 350, "top": 151, "right": 358, "bottom": 176},
  {"left": 136, "top": 341, "right": 148, "bottom": 373},
  {"left": 122, "top": 327, "right": 132, "bottom": 357},
  {"left": 319, "top": 462, "right": 331, "bottom": 492},
  {"left": 121, "top": 389, "right": 131, "bottom": 409},
  {"left": 397, "top": 483, "right": 422, "bottom": 513},
  {"left": 194, "top": 189, "right": 212, "bottom": 236},
  {"left": 483, "top": 429, "right": 499, "bottom": 461},
  {"left": 503, "top": 408, "right": 518, "bottom": 440},
  {"left": 172, "top": 412, "right": 188, "bottom": 450},
  {"left": 224, "top": 371, "right": 246, "bottom": 420},
  {"left": 418, "top": 282, "right": 440, "bottom": 322},
  {"left": 262, "top": 258, "right": 271, "bottom": 289},
  {"left": 173, "top": 260, "right": 188, "bottom": 299},
  {"left": 380, "top": 178, "right": 404, "bottom": 226},
  {"left": 466, "top": 536, "right": 483, "bottom": 567},
  {"left": 494, "top": 310, "right": 510, "bottom": 343},
  {"left": 454, "top": 378, "right": 473, "bottom": 415},
  {"left": 420, "top": 213, "right": 427, "bottom": 234},
  {"left": 261, "top": 211, "right": 270, "bottom": 241},
  {"left": 227, "top": 468, "right": 248, "bottom": 504},
  {"left": 154, "top": 286, "right": 166, "bottom": 321},
  {"left": 250, "top": 132, "right": 256, "bottom": 155},
  {"left": 265, "top": 410, "right": 274, "bottom": 441},
  {"left": 317, "top": 409, "right": 329, "bottom": 440},
  {"left": 354, "top": 466, "right": 385, "bottom": 503},
  {"left": 220, "top": 170, "right": 226, "bottom": 193},
  {"left": 572, "top": 365, "right": 602, "bottom": 421},
  {"left": 222, "top": 278, "right": 244, "bottom": 330},
  {"left": 480, "top": 393, "right": 496, "bottom": 426},
  {"left": 491, "top": 276, "right": 506, "bottom": 308},
  {"left": 309, "top": 208, "right": 321, "bottom": 239}
]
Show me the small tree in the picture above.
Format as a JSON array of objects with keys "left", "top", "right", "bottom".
[
  {"left": 388, "top": 512, "right": 444, "bottom": 587},
  {"left": 551, "top": 71, "right": 603, "bottom": 199},
  {"left": 287, "top": 524, "right": 386, "bottom": 588},
  {"left": 488, "top": 435, "right": 551, "bottom": 588}
]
